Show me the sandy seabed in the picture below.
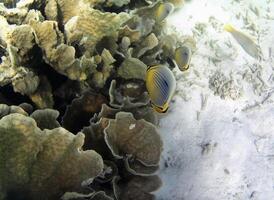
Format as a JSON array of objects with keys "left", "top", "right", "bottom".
[{"left": 157, "top": 0, "right": 274, "bottom": 199}]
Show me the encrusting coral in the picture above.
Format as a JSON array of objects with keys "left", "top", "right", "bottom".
[{"left": 0, "top": 0, "right": 189, "bottom": 199}]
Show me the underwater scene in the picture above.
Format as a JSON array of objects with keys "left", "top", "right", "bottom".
[{"left": 0, "top": 0, "right": 274, "bottom": 199}]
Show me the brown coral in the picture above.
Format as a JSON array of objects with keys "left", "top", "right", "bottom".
[
  {"left": 0, "top": 113, "right": 104, "bottom": 200},
  {"left": 104, "top": 112, "right": 163, "bottom": 166},
  {"left": 0, "top": 0, "right": 190, "bottom": 199}
]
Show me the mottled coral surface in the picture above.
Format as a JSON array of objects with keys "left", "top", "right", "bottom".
[{"left": 0, "top": 0, "right": 186, "bottom": 199}]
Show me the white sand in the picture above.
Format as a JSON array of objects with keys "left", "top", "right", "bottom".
[{"left": 156, "top": 0, "right": 274, "bottom": 199}]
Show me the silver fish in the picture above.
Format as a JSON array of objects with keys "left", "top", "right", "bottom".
[{"left": 224, "top": 24, "right": 261, "bottom": 59}]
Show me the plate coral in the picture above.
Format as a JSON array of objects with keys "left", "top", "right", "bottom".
[{"left": 0, "top": 0, "right": 188, "bottom": 199}]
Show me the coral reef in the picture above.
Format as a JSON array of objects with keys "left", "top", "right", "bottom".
[
  {"left": 0, "top": 0, "right": 189, "bottom": 199},
  {"left": 0, "top": 112, "right": 103, "bottom": 200}
]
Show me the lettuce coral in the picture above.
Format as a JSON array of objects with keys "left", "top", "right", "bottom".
[
  {"left": 30, "top": 108, "right": 60, "bottom": 130},
  {"left": 113, "top": 175, "right": 162, "bottom": 200},
  {"left": 0, "top": 0, "right": 192, "bottom": 199},
  {"left": 0, "top": 104, "right": 28, "bottom": 118},
  {"left": 0, "top": 113, "right": 103, "bottom": 200},
  {"left": 104, "top": 112, "right": 163, "bottom": 166}
]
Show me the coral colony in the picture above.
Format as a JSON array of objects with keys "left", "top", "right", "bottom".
[{"left": 0, "top": 0, "right": 190, "bottom": 199}]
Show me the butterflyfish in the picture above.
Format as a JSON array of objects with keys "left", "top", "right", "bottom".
[{"left": 146, "top": 65, "right": 176, "bottom": 113}]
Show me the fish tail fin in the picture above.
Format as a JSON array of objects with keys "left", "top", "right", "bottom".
[{"left": 224, "top": 24, "right": 235, "bottom": 32}]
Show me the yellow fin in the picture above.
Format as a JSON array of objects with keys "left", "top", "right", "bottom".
[{"left": 224, "top": 24, "right": 235, "bottom": 33}]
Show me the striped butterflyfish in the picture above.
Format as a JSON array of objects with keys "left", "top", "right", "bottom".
[
  {"left": 146, "top": 65, "right": 176, "bottom": 113},
  {"left": 155, "top": 2, "right": 174, "bottom": 22},
  {"left": 175, "top": 45, "right": 192, "bottom": 71}
]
